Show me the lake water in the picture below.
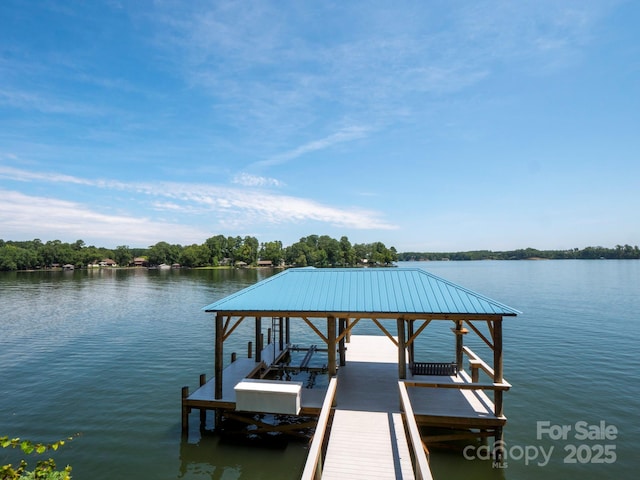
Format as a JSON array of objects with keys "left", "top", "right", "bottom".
[{"left": 1, "top": 261, "right": 638, "bottom": 479}]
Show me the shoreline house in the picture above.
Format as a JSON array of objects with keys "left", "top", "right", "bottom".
[{"left": 132, "top": 257, "right": 149, "bottom": 267}]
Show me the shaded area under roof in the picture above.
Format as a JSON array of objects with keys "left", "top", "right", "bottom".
[{"left": 202, "top": 268, "right": 520, "bottom": 318}]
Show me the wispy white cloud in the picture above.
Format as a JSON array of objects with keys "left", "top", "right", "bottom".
[
  {"left": 0, "top": 189, "right": 207, "bottom": 246},
  {"left": 149, "top": 0, "right": 609, "bottom": 140},
  {"left": 0, "top": 166, "right": 397, "bottom": 235},
  {"left": 0, "top": 88, "right": 104, "bottom": 116},
  {"left": 454, "top": 1, "right": 609, "bottom": 73},
  {"left": 231, "top": 172, "right": 284, "bottom": 187},
  {"left": 253, "top": 125, "right": 372, "bottom": 168},
  {"left": 0, "top": 165, "right": 127, "bottom": 189},
  {"left": 148, "top": 181, "right": 397, "bottom": 230},
  {"left": 172, "top": 185, "right": 397, "bottom": 230}
]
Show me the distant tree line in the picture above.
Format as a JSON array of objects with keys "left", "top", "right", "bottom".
[
  {"left": 0, "top": 235, "right": 398, "bottom": 271},
  {"left": 397, "top": 245, "right": 640, "bottom": 261},
  {"left": 3, "top": 237, "right": 637, "bottom": 272}
]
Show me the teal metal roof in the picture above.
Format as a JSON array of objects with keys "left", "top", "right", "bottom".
[{"left": 202, "top": 268, "right": 520, "bottom": 317}]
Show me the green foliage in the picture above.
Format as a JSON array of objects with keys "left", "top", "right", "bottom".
[
  {"left": 258, "top": 241, "right": 284, "bottom": 265},
  {"left": 283, "top": 236, "right": 397, "bottom": 267},
  {"left": 235, "top": 236, "right": 259, "bottom": 264},
  {"left": 0, "top": 235, "right": 399, "bottom": 270},
  {"left": 396, "top": 244, "right": 640, "bottom": 261},
  {"left": 179, "top": 244, "right": 210, "bottom": 267},
  {"left": 113, "top": 245, "right": 132, "bottom": 267},
  {"left": 147, "top": 241, "right": 182, "bottom": 266},
  {"left": 5, "top": 235, "right": 636, "bottom": 271},
  {"left": 1, "top": 436, "right": 75, "bottom": 480}
]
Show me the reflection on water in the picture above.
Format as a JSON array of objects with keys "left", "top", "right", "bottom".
[{"left": 179, "top": 431, "right": 307, "bottom": 480}]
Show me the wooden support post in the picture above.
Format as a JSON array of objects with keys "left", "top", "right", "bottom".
[
  {"left": 267, "top": 327, "right": 272, "bottom": 344},
  {"left": 494, "top": 427, "right": 505, "bottom": 463},
  {"left": 181, "top": 386, "right": 189, "bottom": 434},
  {"left": 493, "top": 318, "right": 504, "bottom": 417},
  {"left": 493, "top": 316, "right": 505, "bottom": 465},
  {"left": 346, "top": 318, "right": 351, "bottom": 343},
  {"left": 215, "top": 314, "right": 223, "bottom": 400},
  {"left": 255, "top": 317, "right": 262, "bottom": 363},
  {"left": 455, "top": 320, "right": 464, "bottom": 373},
  {"left": 338, "top": 318, "right": 346, "bottom": 366},
  {"left": 279, "top": 317, "right": 284, "bottom": 351},
  {"left": 285, "top": 317, "right": 290, "bottom": 345},
  {"left": 199, "top": 374, "right": 207, "bottom": 427},
  {"left": 397, "top": 318, "right": 406, "bottom": 379},
  {"left": 215, "top": 409, "right": 223, "bottom": 431},
  {"left": 407, "top": 320, "right": 414, "bottom": 367},
  {"left": 248, "top": 341, "right": 252, "bottom": 359},
  {"left": 327, "top": 316, "right": 337, "bottom": 376}
]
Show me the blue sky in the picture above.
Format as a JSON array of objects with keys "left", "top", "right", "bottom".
[{"left": 1, "top": 1, "right": 638, "bottom": 251}]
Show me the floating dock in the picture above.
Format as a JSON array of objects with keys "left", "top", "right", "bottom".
[{"left": 182, "top": 267, "right": 520, "bottom": 479}]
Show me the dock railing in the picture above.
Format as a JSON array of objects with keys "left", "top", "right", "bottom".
[
  {"left": 462, "top": 346, "right": 494, "bottom": 383},
  {"left": 406, "top": 346, "right": 510, "bottom": 420},
  {"left": 462, "top": 345, "right": 510, "bottom": 417},
  {"left": 300, "top": 376, "right": 338, "bottom": 480},
  {"left": 398, "top": 381, "right": 434, "bottom": 480}
]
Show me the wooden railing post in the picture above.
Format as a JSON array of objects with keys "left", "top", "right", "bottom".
[{"left": 469, "top": 360, "right": 481, "bottom": 383}]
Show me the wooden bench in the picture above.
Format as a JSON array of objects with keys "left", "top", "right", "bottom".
[{"left": 410, "top": 362, "right": 458, "bottom": 376}]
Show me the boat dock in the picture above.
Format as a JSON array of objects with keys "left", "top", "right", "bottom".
[
  {"left": 183, "top": 267, "right": 520, "bottom": 479},
  {"left": 182, "top": 340, "right": 327, "bottom": 418}
]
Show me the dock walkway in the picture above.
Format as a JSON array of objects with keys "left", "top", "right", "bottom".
[{"left": 321, "top": 336, "right": 416, "bottom": 480}]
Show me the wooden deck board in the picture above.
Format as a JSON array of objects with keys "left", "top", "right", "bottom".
[
  {"left": 185, "top": 342, "right": 326, "bottom": 411},
  {"left": 187, "top": 342, "right": 284, "bottom": 402},
  {"left": 407, "top": 371, "right": 506, "bottom": 426},
  {"left": 322, "top": 336, "right": 415, "bottom": 480}
]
